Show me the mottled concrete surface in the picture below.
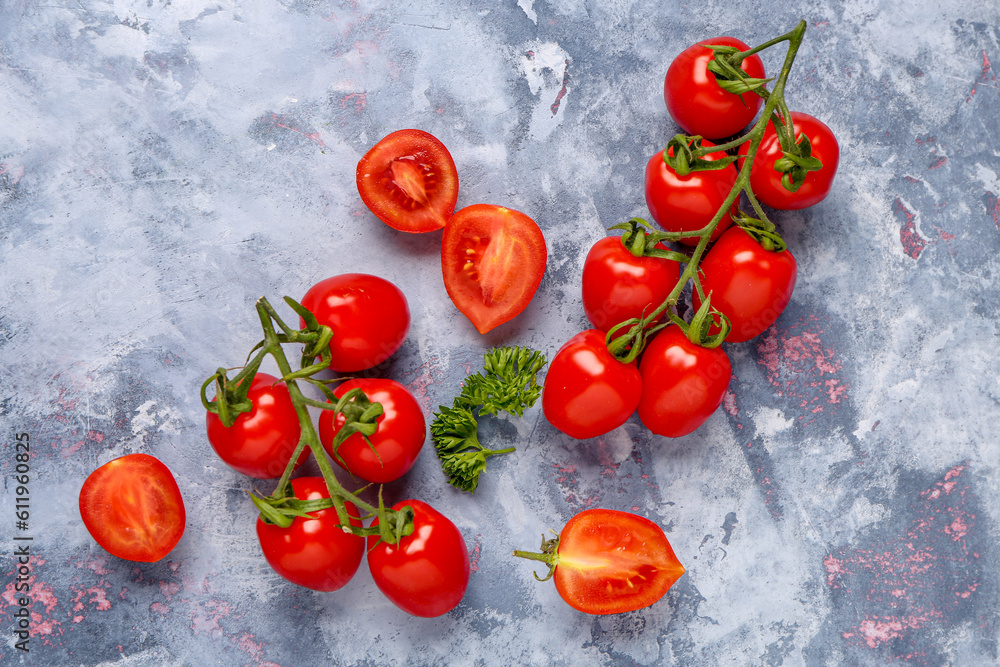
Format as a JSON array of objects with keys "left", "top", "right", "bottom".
[{"left": 1, "top": 1, "right": 999, "bottom": 665}]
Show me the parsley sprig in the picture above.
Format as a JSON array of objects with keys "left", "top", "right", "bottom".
[{"left": 431, "top": 346, "right": 547, "bottom": 493}]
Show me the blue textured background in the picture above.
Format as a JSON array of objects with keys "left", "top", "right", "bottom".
[{"left": 2, "top": 1, "right": 999, "bottom": 665}]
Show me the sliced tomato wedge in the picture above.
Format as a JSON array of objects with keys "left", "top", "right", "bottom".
[
  {"left": 356, "top": 129, "right": 459, "bottom": 233},
  {"left": 441, "top": 204, "right": 547, "bottom": 334}
]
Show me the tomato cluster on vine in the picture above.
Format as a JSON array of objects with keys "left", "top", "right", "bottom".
[{"left": 544, "top": 24, "right": 839, "bottom": 443}]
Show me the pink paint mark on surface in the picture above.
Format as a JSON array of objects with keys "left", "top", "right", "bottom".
[
  {"left": 928, "top": 156, "right": 947, "bottom": 169},
  {"left": 722, "top": 390, "right": 739, "bottom": 417},
  {"left": 893, "top": 198, "right": 927, "bottom": 259},
  {"left": 985, "top": 191, "right": 1000, "bottom": 232},
  {"left": 265, "top": 113, "right": 327, "bottom": 148},
  {"left": 71, "top": 585, "right": 112, "bottom": 613},
  {"left": 339, "top": 91, "right": 367, "bottom": 114},
  {"left": 150, "top": 602, "right": 170, "bottom": 614},
  {"left": 469, "top": 534, "right": 482, "bottom": 573},
  {"left": 237, "top": 633, "right": 265, "bottom": 661},
  {"left": 550, "top": 59, "right": 570, "bottom": 116},
  {"left": 825, "top": 464, "right": 982, "bottom": 658},
  {"left": 757, "top": 316, "right": 849, "bottom": 421},
  {"left": 190, "top": 598, "right": 234, "bottom": 637},
  {"left": 966, "top": 50, "right": 996, "bottom": 102}
]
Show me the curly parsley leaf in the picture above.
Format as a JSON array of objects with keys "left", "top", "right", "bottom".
[{"left": 432, "top": 346, "right": 547, "bottom": 493}]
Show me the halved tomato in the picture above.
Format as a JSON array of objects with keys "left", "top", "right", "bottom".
[
  {"left": 78, "top": 453, "right": 186, "bottom": 563},
  {"left": 356, "top": 129, "right": 459, "bottom": 233},
  {"left": 441, "top": 204, "right": 547, "bottom": 334}
]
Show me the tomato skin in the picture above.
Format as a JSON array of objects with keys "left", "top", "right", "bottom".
[
  {"left": 692, "top": 227, "right": 797, "bottom": 343},
  {"left": 206, "top": 373, "right": 308, "bottom": 479},
  {"left": 664, "top": 36, "right": 767, "bottom": 139},
  {"left": 367, "top": 499, "right": 470, "bottom": 617},
  {"left": 318, "top": 378, "right": 426, "bottom": 484},
  {"left": 582, "top": 236, "right": 680, "bottom": 335},
  {"left": 441, "top": 204, "right": 547, "bottom": 334},
  {"left": 637, "top": 326, "right": 732, "bottom": 437},
  {"left": 542, "top": 329, "right": 642, "bottom": 439},
  {"left": 553, "top": 509, "right": 684, "bottom": 615},
  {"left": 300, "top": 273, "right": 410, "bottom": 372},
  {"left": 738, "top": 111, "right": 839, "bottom": 210},
  {"left": 256, "top": 477, "right": 365, "bottom": 592},
  {"left": 356, "top": 129, "right": 459, "bottom": 233},
  {"left": 644, "top": 141, "right": 737, "bottom": 246},
  {"left": 78, "top": 453, "right": 186, "bottom": 563}
]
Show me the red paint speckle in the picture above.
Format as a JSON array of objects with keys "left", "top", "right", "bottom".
[{"left": 892, "top": 198, "right": 927, "bottom": 259}]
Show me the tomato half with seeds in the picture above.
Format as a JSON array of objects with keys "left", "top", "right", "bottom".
[
  {"left": 542, "top": 329, "right": 642, "bottom": 439},
  {"left": 206, "top": 373, "right": 309, "bottom": 479},
  {"left": 300, "top": 273, "right": 410, "bottom": 372},
  {"left": 256, "top": 477, "right": 365, "bottom": 592},
  {"left": 79, "top": 453, "right": 186, "bottom": 563},
  {"left": 442, "top": 204, "right": 547, "bottom": 334},
  {"left": 644, "top": 141, "right": 737, "bottom": 245},
  {"left": 581, "top": 236, "right": 680, "bottom": 335},
  {"left": 737, "top": 111, "right": 840, "bottom": 210},
  {"left": 318, "top": 378, "right": 426, "bottom": 484},
  {"left": 515, "top": 509, "right": 684, "bottom": 615},
  {"left": 637, "top": 326, "right": 732, "bottom": 438},
  {"left": 664, "top": 36, "right": 767, "bottom": 139},
  {"left": 692, "top": 226, "right": 797, "bottom": 343},
  {"left": 357, "top": 129, "right": 459, "bottom": 232},
  {"left": 367, "top": 499, "right": 470, "bottom": 617}
]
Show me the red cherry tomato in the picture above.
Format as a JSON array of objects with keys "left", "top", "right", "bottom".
[
  {"left": 256, "top": 477, "right": 365, "bottom": 592},
  {"left": 692, "top": 227, "right": 797, "bottom": 343},
  {"left": 441, "top": 204, "right": 547, "bottom": 334},
  {"left": 206, "top": 373, "right": 309, "bottom": 479},
  {"left": 318, "top": 378, "right": 426, "bottom": 484},
  {"left": 367, "top": 499, "right": 470, "bottom": 617},
  {"left": 356, "top": 129, "right": 459, "bottom": 233},
  {"left": 581, "top": 236, "right": 680, "bottom": 335},
  {"left": 542, "top": 329, "right": 642, "bottom": 439},
  {"left": 664, "top": 36, "right": 767, "bottom": 139},
  {"left": 79, "top": 453, "right": 185, "bottom": 563},
  {"left": 300, "top": 273, "right": 410, "bottom": 372},
  {"left": 637, "top": 326, "right": 732, "bottom": 437},
  {"left": 644, "top": 141, "right": 737, "bottom": 246},
  {"left": 738, "top": 111, "right": 840, "bottom": 210},
  {"left": 537, "top": 509, "right": 685, "bottom": 615}
]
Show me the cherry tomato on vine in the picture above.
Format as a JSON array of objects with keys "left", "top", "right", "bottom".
[
  {"left": 581, "top": 236, "right": 680, "bottom": 335},
  {"left": 441, "top": 204, "right": 547, "bottom": 334},
  {"left": 738, "top": 111, "right": 840, "bottom": 210},
  {"left": 79, "top": 454, "right": 185, "bottom": 563},
  {"left": 356, "top": 129, "right": 459, "bottom": 233},
  {"left": 206, "top": 373, "right": 309, "bottom": 479},
  {"left": 664, "top": 36, "right": 767, "bottom": 139},
  {"left": 637, "top": 326, "right": 731, "bottom": 438},
  {"left": 515, "top": 509, "right": 685, "bottom": 615},
  {"left": 542, "top": 329, "right": 642, "bottom": 439},
  {"left": 318, "top": 378, "right": 426, "bottom": 484},
  {"left": 367, "top": 499, "right": 470, "bottom": 617},
  {"left": 300, "top": 273, "right": 410, "bottom": 372},
  {"left": 644, "top": 141, "right": 738, "bottom": 246},
  {"left": 256, "top": 477, "right": 365, "bottom": 592},
  {"left": 692, "top": 227, "right": 797, "bottom": 343}
]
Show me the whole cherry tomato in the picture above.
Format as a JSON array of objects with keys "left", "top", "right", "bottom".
[
  {"left": 318, "top": 378, "right": 426, "bottom": 484},
  {"left": 637, "top": 326, "right": 731, "bottom": 437},
  {"left": 79, "top": 453, "right": 186, "bottom": 563},
  {"left": 581, "top": 236, "right": 680, "bottom": 335},
  {"left": 644, "top": 141, "right": 737, "bottom": 246},
  {"left": 514, "top": 508, "right": 685, "bottom": 615},
  {"left": 692, "top": 227, "right": 797, "bottom": 343},
  {"left": 542, "top": 329, "right": 642, "bottom": 439},
  {"left": 367, "top": 499, "right": 470, "bottom": 617},
  {"left": 664, "top": 36, "right": 767, "bottom": 139},
  {"left": 206, "top": 373, "right": 309, "bottom": 479},
  {"left": 441, "top": 204, "right": 547, "bottom": 334},
  {"left": 256, "top": 477, "right": 365, "bottom": 592},
  {"left": 738, "top": 111, "right": 840, "bottom": 210},
  {"left": 300, "top": 273, "right": 410, "bottom": 372},
  {"left": 356, "top": 129, "right": 459, "bottom": 233}
]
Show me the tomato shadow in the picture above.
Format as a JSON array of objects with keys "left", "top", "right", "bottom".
[{"left": 368, "top": 212, "right": 443, "bottom": 260}]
